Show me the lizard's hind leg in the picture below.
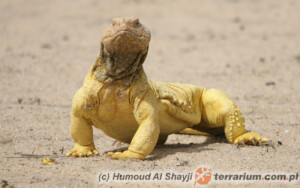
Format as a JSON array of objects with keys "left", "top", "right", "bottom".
[
  {"left": 224, "top": 103, "right": 268, "bottom": 145},
  {"left": 200, "top": 89, "right": 268, "bottom": 145}
]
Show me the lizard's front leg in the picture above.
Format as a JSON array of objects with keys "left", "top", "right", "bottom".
[
  {"left": 67, "top": 111, "right": 99, "bottom": 157},
  {"left": 108, "top": 90, "right": 159, "bottom": 160}
]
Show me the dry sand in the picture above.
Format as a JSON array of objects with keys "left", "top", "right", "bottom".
[{"left": 0, "top": 0, "right": 299, "bottom": 187}]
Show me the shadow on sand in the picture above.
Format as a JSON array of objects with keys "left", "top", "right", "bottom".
[{"left": 104, "top": 135, "right": 228, "bottom": 160}]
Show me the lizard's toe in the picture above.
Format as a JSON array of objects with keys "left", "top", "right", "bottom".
[
  {"left": 107, "top": 150, "right": 145, "bottom": 160},
  {"left": 93, "top": 149, "right": 99, "bottom": 155},
  {"left": 66, "top": 143, "right": 98, "bottom": 157},
  {"left": 234, "top": 132, "right": 268, "bottom": 146},
  {"left": 107, "top": 152, "right": 122, "bottom": 159},
  {"left": 87, "top": 151, "right": 93, "bottom": 157},
  {"left": 66, "top": 149, "right": 75, "bottom": 157}
]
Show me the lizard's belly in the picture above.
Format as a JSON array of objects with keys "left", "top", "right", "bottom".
[
  {"left": 91, "top": 102, "right": 189, "bottom": 142},
  {"left": 92, "top": 113, "right": 139, "bottom": 143}
]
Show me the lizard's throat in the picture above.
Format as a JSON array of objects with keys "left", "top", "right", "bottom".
[{"left": 92, "top": 48, "right": 148, "bottom": 85}]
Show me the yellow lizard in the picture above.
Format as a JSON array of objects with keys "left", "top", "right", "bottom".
[{"left": 66, "top": 17, "right": 268, "bottom": 160}]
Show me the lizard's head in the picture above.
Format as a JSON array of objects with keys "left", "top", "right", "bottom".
[{"left": 99, "top": 17, "right": 151, "bottom": 78}]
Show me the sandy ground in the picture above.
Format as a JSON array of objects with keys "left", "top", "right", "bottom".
[{"left": 0, "top": 0, "right": 299, "bottom": 187}]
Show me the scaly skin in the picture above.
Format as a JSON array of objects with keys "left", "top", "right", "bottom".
[{"left": 67, "top": 17, "right": 268, "bottom": 160}]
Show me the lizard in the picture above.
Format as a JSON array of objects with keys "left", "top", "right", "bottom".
[{"left": 66, "top": 17, "right": 268, "bottom": 160}]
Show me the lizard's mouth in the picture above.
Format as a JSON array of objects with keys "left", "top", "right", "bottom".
[{"left": 113, "top": 28, "right": 142, "bottom": 38}]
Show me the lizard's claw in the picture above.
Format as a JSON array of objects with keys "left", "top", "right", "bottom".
[
  {"left": 234, "top": 132, "right": 268, "bottom": 146},
  {"left": 66, "top": 143, "right": 99, "bottom": 157},
  {"left": 107, "top": 150, "right": 145, "bottom": 160},
  {"left": 241, "top": 138, "right": 245, "bottom": 146},
  {"left": 258, "top": 139, "right": 262, "bottom": 146},
  {"left": 251, "top": 138, "right": 256, "bottom": 146}
]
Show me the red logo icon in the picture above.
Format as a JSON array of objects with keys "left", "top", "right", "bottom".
[{"left": 194, "top": 167, "right": 212, "bottom": 186}]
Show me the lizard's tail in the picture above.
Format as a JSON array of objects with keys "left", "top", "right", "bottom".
[{"left": 178, "top": 128, "right": 211, "bottom": 136}]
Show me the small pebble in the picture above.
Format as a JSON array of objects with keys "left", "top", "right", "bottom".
[{"left": 285, "top": 130, "right": 289, "bottom": 133}]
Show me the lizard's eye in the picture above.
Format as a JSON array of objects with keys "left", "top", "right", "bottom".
[
  {"left": 132, "top": 19, "right": 140, "bottom": 27},
  {"left": 112, "top": 20, "right": 117, "bottom": 26}
]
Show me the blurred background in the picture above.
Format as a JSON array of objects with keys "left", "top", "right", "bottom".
[
  {"left": 0, "top": 0, "right": 299, "bottom": 187},
  {"left": 1, "top": 0, "right": 299, "bottom": 104}
]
